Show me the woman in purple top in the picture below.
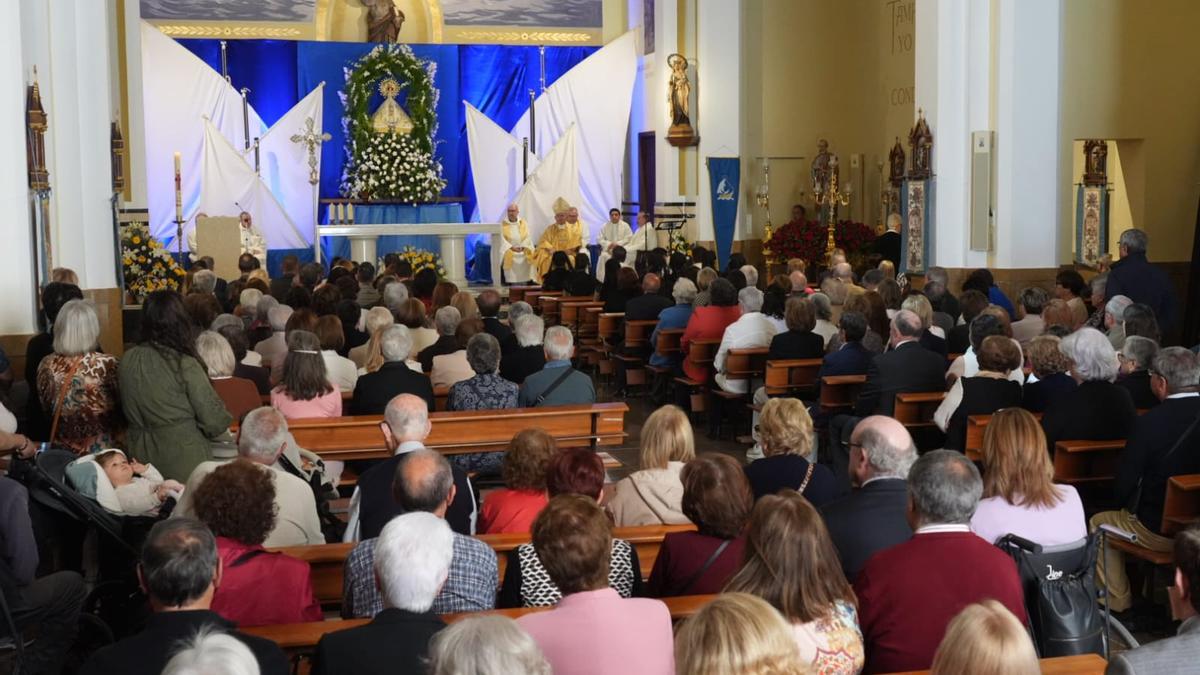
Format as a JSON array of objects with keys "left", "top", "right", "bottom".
[
  {"left": 970, "top": 408, "right": 1086, "bottom": 546},
  {"left": 647, "top": 454, "right": 751, "bottom": 597}
]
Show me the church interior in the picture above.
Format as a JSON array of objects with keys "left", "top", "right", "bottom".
[{"left": 1, "top": 1, "right": 1200, "bottom": 673}]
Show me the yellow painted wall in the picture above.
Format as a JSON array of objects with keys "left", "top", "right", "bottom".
[
  {"left": 741, "top": 0, "right": 914, "bottom": 235},
  {"left": 1060, "top": 0, "right": 1200, "bottom": 262}
]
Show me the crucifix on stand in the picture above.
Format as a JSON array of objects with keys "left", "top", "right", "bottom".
[{"left": 291, "top": 116, "right": 331, "bottom": 261}]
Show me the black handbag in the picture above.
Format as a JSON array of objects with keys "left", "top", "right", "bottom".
[{"left": 997, "top": 533, "right": 1105, "bottom": 657}]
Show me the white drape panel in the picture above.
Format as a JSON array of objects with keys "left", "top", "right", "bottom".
[
  {"left": 510, "top": 31, "right": 637, "bottom": 243},
  {"left": 141, "top": 21, "right": 266, "bottom": 246},
  {"left": 466, "top": 103, "right": 540, "bottom": 224},
  {"left": 244, "top": 85, "right": 324, "bottom": 247},
  {"left": 199, "top": 120, "right": 299, "bottom": 249},
  {"left": 513, "top": 126, "right": 583, "bottom": 243}
]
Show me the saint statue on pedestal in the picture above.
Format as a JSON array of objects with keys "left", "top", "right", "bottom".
[
  {"left": 908, "top": 109, "right": 933, "bottom": 180},
  {"left": 811, "top": 139, "right": 836, "bottom": 196},
  {"left": 889, "top": 137, "right": 906, "bottom": 186},
  {"left": 364, "top": 0, "right": 405, "bottom": 43}
]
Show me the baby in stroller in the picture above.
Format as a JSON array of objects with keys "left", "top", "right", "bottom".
[{"left": 69, "top": 449, "right": 183, "bottom": 517}]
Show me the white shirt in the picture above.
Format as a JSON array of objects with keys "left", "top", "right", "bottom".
[
  {"left": 947, "top": 343, "right": 1026, "bottom": 384},
  {"left": 241, "top": 351, "right": 263, "bottom": 367},
  {"left": 914, "top": 523, "right": 972, "bottom": 535},
  {"left": 254, "top": 332, "right": 287, "bottom": 370},
  {"left": 813, "top": 319, "right": 837, "bottom": 346},
  {"left": 343, "top": 440, "right": 478, "bottom": 541},
  {"left": 322, "top": 350, "right": 359, "bottom": 392},
  {"left": 599, "top": 220, "right": 634, "bottom": 251},
  {"left": 714, "top": 312, "right": 779, "bottom": 394},
  {"left": 933, "top": 371, "right": 1012, "bottom": 432}
]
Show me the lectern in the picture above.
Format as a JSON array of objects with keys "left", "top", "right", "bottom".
[{"left": 196, "top": 216, "right": 241, "bottom": 280}]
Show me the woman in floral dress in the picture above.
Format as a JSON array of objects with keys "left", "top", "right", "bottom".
[{"left": 37, "top": 300, "right": 123, "bottom": 454}]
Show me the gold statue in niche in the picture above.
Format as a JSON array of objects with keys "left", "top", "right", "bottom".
[{"left": 371, "top": 77, "right": 415, "bottom": 134}]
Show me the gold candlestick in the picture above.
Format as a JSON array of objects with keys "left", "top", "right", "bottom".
[{"left": 813, "top": 160, "right": 851, "bottom": 266}]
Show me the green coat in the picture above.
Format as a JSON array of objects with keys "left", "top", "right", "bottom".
[{"left": 118, "top": 345, "right": 233, "bottom": 481}]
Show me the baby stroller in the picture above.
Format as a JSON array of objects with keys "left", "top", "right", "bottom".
[{"left": 9, "top": 448, "right": 169, "bottom": 641}]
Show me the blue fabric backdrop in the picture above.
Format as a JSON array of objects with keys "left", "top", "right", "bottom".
[{"left": 179, "top": 40, "right": 596, "bottom": 230}]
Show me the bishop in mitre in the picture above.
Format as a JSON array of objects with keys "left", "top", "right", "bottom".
[
  {"left": 532, "top": 197, "right": 586, "bottom": 278},
  {"left": 596, "top": 208, "right": 635, "bottom": 282},
  {"left": 499, "top": 203, "right": 537, "bottom": 284}
]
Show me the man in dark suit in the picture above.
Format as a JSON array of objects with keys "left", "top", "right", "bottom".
[
  {"left": 313, "top": 511, "right": 451, "bottom": 675},
  {"left": 1091, "top": 347, "right": 1200, "bottom": 613},
  {"left": 815, "top": 311, "right": 873, "bottom": 399},
  {"left": 854, "top": 310, "right": 947, "bottom": 417},
  {"left": 500, "top": 314, "right": 547, "bottom": 385},
  {"left": 353, "top": 326, "right": 435, "bottom": 414},
  {"left": 1106, "top": 228, "right": 1177, "bottom": 331},
  {"left": 418, "top": 306, "right": 462, "bottom": 372},
  {"left": 498, "top": 301, "right": 534, "bottom": 355},
  {"left": 919, "top": 327, "right": 948, "bottom": 358},
  {"left": 1106, "top": 524, "right": 1200, "bottom": 674},
  {"left": 624, "top": 273, "right": 673, "bottom": 321},
  {"left": 80, "top": 519, "right": 288, "bottom": 675},
  {"left": 821, "top": 416, "right": 917, "bottom": 582},
  {"left": 870, "top": 214, "right": 901, "bottom": 268},
  {"left": 348, "top": 394, "right": 475, "bottom": 538},
  {"left": 271, "top": 254, "right": 299, "bottom": 300},
  {"left": 925, "top": 266, "right": 959, "bottom": 323},
  {"left": 855, "top": 451, "right": 1026, "bottom": 673},
  {"left": 829, "top": 310, "right": 946, "bottom": 492},
  {"left": 477, "top": 289, "right": 512, "bottom": 345}
]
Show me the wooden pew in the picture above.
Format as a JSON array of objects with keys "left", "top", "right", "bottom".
[
  {"left": 893, "top": 391, "right": 946, "bottom": 428},
  {"left": 280, "top": 403, "right": 628, "bottom": 461},
  {"left": 541, "top": 295, "right": 593, "bottom": 325},
  {"left": 818, "top": 375, "right": 866, "bottom": 413},
  {"left": 1161, "top": 473, "right": 1200, "bottom": 536},
  {"left": 674, "top": 339, "right": 722, "bottom": 413},
  {"left": 433, "top": 384, "right": 448, "bottom": 412},
  {"left": 507, "top": 285, "right": 540, "bottom": 305},
  {"left": 610, "top": 319, "right": 661, "bottom": 388},
  {"left": 1052, "top": 439, "right": 1125, "bottom": 485},
  {"left": 272, "top": 523, "right": 696, "bottom": 610},
  {"left": 244, "top": 594, "right": 717, "bottom": 663},
  {"left": 884, "top": 653, "right": 1107, "bottom": 675},
  {"left": 560, "top": 300, "right": 605, "bottom": 334},
  {"left": 763, "top": 358, "right": 822, "bottom": 397},
  {"left": 524, "top": 289, "right": 560, "bottom": 314},
  {"left": 713, "top": 348, "right": 770, "bottom": 403}
]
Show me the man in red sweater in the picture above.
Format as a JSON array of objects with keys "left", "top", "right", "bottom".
[{"left": 854, "top": 450, "right": 1027, "bottom": 673}]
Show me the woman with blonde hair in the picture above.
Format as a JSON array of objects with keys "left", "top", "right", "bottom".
[
  {"left": 675, "top": 593, "right": 804, "bottom": 675},
  {"left": 450, "top": 290, "right": 480, "bottom": 321},
  {"left": 969, "top": 407, "right": 1085, "bottom": 546},
  {"left": 929, "top": 600, "right": 1039, "bottom": 675},
  {"left": 349, "top": 305, "right": 393, "bottom": 370},
  {"left": 693, "top": 266, "right": 719, "bottom": 307},
  {"left": 743, "top": 398, "right": 835, "bottom": 506},
  {"left": 725, "top": 491, "right": 864, "bottom": 674},
  {"left": 607, "top": 405, "right": 695, "bottom": 526},
  {"left": 877, "top": 259, "right": 895, "bottom": 280}
]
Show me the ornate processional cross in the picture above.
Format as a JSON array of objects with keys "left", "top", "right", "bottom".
[{"left": 290, "top": 117, "right": 331, "bottom": 185}]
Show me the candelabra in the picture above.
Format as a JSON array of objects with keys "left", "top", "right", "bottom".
[
  {"left": 813, "top": 157, "right": 851, "bottom": 266},
  {"left": 756, "top": 160, "right": 771, "bottom": 261}
]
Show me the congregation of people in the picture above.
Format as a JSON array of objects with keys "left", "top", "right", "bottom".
[{"left": 2, "top": 223, "right": 1199, "bottom": 675}]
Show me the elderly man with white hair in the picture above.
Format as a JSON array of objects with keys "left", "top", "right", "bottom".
[
  {"left": 1091, "top": 347, "right": 1200, "bottom": 614},
  {"left": 501, "top": 314, "right": 547, "bottom": 385},
  {"left": 346, "top": 394, "right": 476, "bottom": 541},
  {"left": 739, "top": 264, "right": 759, "bottom": 289},
  {"left": 1040, "top": 327, "right": 1138, "bottom": 452},
  {"left": 517, "top": 326, "right": 594, "bottom": 407},
  {"left": 191, "top": 269, "right": 218, "bottom": 296},
  {"left": 499, "top": 300, "right": 534, "bottom": 354},
  {"left": 418, "top": 306, "right": 462, "bottom": 372},
  {"left": 175, "top": 406, "right": 325, "bottom": 547},
  {"left": 834, "top": 262, "right": 864, "bottom": 295},
  {"left": 713, "top": 287, "right": 778, "bottom": 395},
  {"left": 1105, "top": 294, "right": 1134, "bottom": 350},
  {"left": 315, "top": 512, "right": 455, "bottom": 675},
  {"left": 253, "top": 304, "right": 294, "bottom": 370},
  {"left": 353, "top": 325, "right": 435, "bottom": 414}
]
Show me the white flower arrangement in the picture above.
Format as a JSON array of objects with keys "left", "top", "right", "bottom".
[{"left": 344, "top": 132, "right": 446, "bottom": 204}]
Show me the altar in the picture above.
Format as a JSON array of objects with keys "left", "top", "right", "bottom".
[{"left": 317, "top": 220, "right": 501, "bottom": 290}]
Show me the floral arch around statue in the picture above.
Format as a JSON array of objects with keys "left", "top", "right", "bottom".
[{"left": 340, "top": 44, "right": 446, "bottom": 203}]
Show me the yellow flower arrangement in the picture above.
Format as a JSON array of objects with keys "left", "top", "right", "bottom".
[
  {"left": 121, "top": 221, "right": 183, "bottom": 300},
  {"left": 396, "top": 246, "right": 447, "bottom": 278}
]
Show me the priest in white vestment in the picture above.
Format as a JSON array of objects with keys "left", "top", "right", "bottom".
[
  {"left": 499, "top": 203, "right": 537, "bottom": 284},
  {"left": 187, "top": 211, "right": 267, "bottom": 268},
  {"left": 596, "top": 208, "right": 633, "bottom": 282}
]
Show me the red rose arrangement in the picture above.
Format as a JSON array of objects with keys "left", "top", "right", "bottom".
[{"left": 766, "top": 218, "right": 876, "bottom": 269}]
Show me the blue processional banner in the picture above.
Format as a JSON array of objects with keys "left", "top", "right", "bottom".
[{"left": 706, "top": 157, "right": 740, "bottom": 267}]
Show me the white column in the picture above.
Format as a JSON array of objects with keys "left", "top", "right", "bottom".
[
  {"left": 654, "top": 0, "right": 683, "bottom": 206},
  {"left": 695, "top": 0, "right": 742, "bottom": 245},
  {"left": 916, "top": 0, "right": 1062, "bottom": 270},
  {"left": 119, "top": 0, "right": 148, "bottom": 207},
  {"left": 992, "top": 0, "right": 1061, "bottom": 269},
  {"left": 0, "top": 3, "right": 37, "bottom": 333}
]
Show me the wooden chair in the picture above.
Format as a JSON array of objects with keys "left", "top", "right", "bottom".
[
  {"left": 507, "top": 285, "right": 539, "bottom": 305},
  {"left": 893, "top": 391, "right": 946, "bottom": 429},
  {"left": 646, "top": 329, "right": 684, "bottom": 378},
  {"left": 818, "top": 375, "right": 866, "bottom": 413},
  {"left": 524, "top": 289, "right": 560, "bottom": 314},
  {"left": 433, "top": 384, "right": 449, "bottom": 412},
  {"left": 560, "top": 300, "right": 604, "bottom": 334},
  {"left": 610, "top": 319, "right": 660, "bottom": 389},
  {"left": 276, "top": 403, "right": 629, "bottom": 462},
  {"left": 1161, "top": 473, "right": 1200, "bottom": 536},
  {"left": 763, "top": 358, "right": 823, "bottom": 397},
  {"left": 1052, "top": 439, "right": 1125, "bottom": 485},
  {"left": 590, "top": 312, "right": 624, "bottom": 376},
  {"left": 673, "top": 339, "right": 722, "bottom": 414}
]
